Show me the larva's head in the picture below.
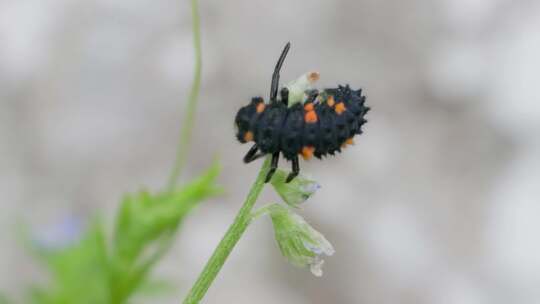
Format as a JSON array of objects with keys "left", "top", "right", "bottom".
[{"left": 234, "top": 97, "right": 265, "bottom": 143}]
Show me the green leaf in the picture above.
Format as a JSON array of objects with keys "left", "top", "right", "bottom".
[
  {"left": 113, "top": 161, "right": 222, "bottom": 261},
  {"left": 0, "top": 293, "right": 10, "bottom": 304},
  {"left": 25, "top": 161, "right": 221, "bottom": 304},
  {"left": 27, "top": 220, "right": 110, "bottom": 304},
  {"left": 110, "top": 161, "right": 222, "bottom": 303},
  {"left": 134, "top": 278, "right": 176, "bottom": 297}
]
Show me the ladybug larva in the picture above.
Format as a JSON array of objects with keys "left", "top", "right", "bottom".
[{"left": 235, "top": 42, "right": 369, "bottom": 183}]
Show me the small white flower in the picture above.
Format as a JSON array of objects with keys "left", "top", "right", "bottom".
[
  {"left": 286, "top": 71, "right": 320, "bottom": 106},
  {"left": 270, "top": 170, "right": 321, "bottom": 208},
  {"left": 266, "top": 204, "right": 334, "bottom": 276}
]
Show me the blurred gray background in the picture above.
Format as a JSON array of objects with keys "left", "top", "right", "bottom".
[{"left": 1, "top": 0, "right": 540, "bottom": 303}]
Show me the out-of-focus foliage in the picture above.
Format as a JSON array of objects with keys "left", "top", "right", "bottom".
[
  {"left": 26, "top": 162, "right": 222, "bottom": 304},
  {"left": 28, "top": 222, "right": 109, "bottom": 304},
  {"left": 0, "top": 293, "right": 10, "bottom": 304}
]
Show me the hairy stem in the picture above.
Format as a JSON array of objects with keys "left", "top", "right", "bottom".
[
  {"left": 182, "top": 157, "right": 271, "bottom": 304},
  {"left": 167, "top": 0, "right": 202, "bottom": 191}
]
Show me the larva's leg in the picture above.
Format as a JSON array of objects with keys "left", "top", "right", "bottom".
[
  {"left": 243, "top": 144, "right": 264, "bottom": 163},
  {"left": 305, "top": 89, "right": 319, "bottom": 103},
  {"left": 286, "top": 156, "right": 299, "bottom": 183},
  {"left": 280, "top": 87, "right": 289, "bottom": 106},
  {"left": 265, "top": 152, "right": 280, "bottom": 183}
]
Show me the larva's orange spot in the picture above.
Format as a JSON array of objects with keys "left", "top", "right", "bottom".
[
  {"left": 305, "top": 110, "right": 318, "bottom": 123},
  {"left": 341, "top": 138, "right": 354, "bottom": 148},
  {"left": 243, "top": 131, "right": 254, "bottom": 142},
  {"left": 301, "top": 146, "right": 315, "bottom": 160},
  {"left": 256, "top": 102, "right": 266, "bottom": 113},
  {"left": 304, "top": 103, "right": 314, "bottom": 112},
  {"left": 327, "top": 95, "right": 335, "bottom": 107},
  {"left": 335, "top": 102, "right": 346, "bottom": 114}
]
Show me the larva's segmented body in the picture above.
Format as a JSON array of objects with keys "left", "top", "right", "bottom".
[
  {"left": 234, "top": 43, "right": 370, "bottom": 183},
  {"left": 235, "top": 86, "right": 369, "bottom": 160}
]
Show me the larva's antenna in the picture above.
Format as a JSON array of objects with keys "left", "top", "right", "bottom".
[{"left": 270, "top": 42, "right": 291, "bottom": 103}]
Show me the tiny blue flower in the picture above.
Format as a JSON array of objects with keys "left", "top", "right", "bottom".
[{"left": 33, "top": 215, "right": 84, "bottom": 250}]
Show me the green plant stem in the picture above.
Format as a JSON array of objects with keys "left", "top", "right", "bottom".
[
  {"left": 182, "top": 157, "right": 271, "bottom": 304},
  {"left": 167, "top": 0, "right": 202, "bottom": 191}
]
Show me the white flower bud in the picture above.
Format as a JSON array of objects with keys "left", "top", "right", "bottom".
[
  {"left": 266, "top": 204, "right": 334, "bottom": 276},
  {"left": 270, "top": 170, "right": 320, "bottom": 208}
]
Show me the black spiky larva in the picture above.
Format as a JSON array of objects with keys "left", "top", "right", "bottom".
[{"left": 234, "top": 42, "right": 370, "bottom": 183}]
